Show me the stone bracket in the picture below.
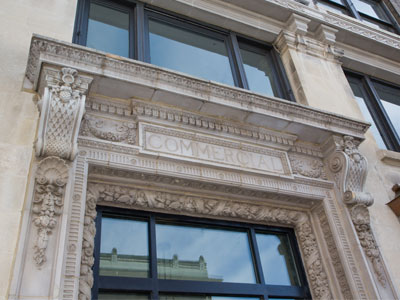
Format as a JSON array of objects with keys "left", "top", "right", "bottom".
[
  {"left": 36, "top": 67, "right": 93, "bottom": 160},
  {"left": 328, "top": 136, "right": 388, "bottom": 287}
]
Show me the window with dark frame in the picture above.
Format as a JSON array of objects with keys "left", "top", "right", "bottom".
[
  {"left": 93, "top": 207, "right": 311, "bottom": 300},
  {"left": 345, "top": 71, "right": 400, "bottom": 152},
  {"left": 316, "top": 0, "right": 400, "bottom": 33},
  {"left": 73, "top": 0, "right": 295, "bottom": 101}
]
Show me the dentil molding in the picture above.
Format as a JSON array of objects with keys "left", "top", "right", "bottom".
[{"left": 35, "top": 67, "right": 93, "bottom": 160}]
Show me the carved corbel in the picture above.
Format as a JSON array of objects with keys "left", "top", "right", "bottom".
[
  {"left": 32, "top": 156, "right": 69, "bottom": 267},
  {"left": 328, "top": 136, "right": 387, "bottom": 286},
  {"left": 36, "top": 67, "right": 93, "bottom": 160}
]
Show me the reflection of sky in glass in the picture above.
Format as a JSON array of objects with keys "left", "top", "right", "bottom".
[
  {"left": 354, "top": 96, "right": 387, "bottom": 149},
  {"left": 352, "top": 0, "right": 382, "bottom": 19},
  {"left": 160, "top": 296, "right": 259, "bottom": 300},
  {"left": 149, "top": 19, "right": 234, "bottom": 86},
  {"left": 381, "top": 101, "right": 400, "bottom": 136},
  {"left": 239, "top": 47, "right": 275, "bottom": 97},
  {"left": 100, "top": 217, "right": 148, "bottom": 255},
  {"left": 375, "top": 82, "right": 400, "bottom": 137},
  {"left": 87, "top": 3, "right": 129, "bottom": 57},
  {"left": 256, "top": 234, "right": 299, "bottom": 286},
  {"left": 156, "top": 224, "right": 256, "bottom": 283}
]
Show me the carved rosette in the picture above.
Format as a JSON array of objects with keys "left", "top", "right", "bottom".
[
  {"left": 289, "top": 153, "right": 328, "bottom": 180},
  {"left": 78, "top": 183, "right": 333, "bottom": 300},
  {"left": 328, "top": 136, "right": 387, "bottom": 286},
  {"left": 36, "top": 67, "right": 93, "bottom": 160},
  {"left": 33, "top": 156, "right": 69, "bottom": 267}
]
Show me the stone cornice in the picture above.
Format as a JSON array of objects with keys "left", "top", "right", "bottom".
[{"left": 25, "top": 35, "right": 370, "bottom": 143}]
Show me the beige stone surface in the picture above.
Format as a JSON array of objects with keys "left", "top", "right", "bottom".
[{"left": 0, "top": 0, "right": 78, "bottom": 298}]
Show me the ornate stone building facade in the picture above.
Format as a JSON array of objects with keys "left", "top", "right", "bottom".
[{"left": 1, "top": 0, "right": 400, "bottom": 299}]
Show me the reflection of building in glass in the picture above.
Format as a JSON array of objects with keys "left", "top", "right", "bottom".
[{"left": 100, "top": 248, "right": 223, "bottom": 282}]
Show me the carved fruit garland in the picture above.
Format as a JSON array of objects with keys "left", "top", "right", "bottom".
[{"left": 33, "top": 157, "right": 69, "bottom": 267}]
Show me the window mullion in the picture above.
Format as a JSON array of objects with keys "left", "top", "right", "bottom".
[
  {"left": 364, "top": 76, "right": 400, "bottom": 151},
  {"left": 380, "top": 0, "right": 400, "bottom": 33},
  {"left": 92, "top": 209, "right": 103, "bottom": 300},
  {"left": 229, "top": 32, "right": 249, "bottom": 89},
  {"left": 134, "top": 2, "right": 145, "bottom": 61},
  {"left": 343, "top": 0, "right": 362, "bottom": 19},
  {"left": 149, "top": 215, "right": 159, "bottom": 300}
]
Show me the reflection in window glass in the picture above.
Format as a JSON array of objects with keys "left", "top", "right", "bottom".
[
  {"left": 148, "top": 19, "right": 234, "bottom": 86},
  {"left": 87, "top": 3, "right": 129, "bottom": 57},
  {"left": 239, "top": 45, "right": 276, "bottom": 97},
  {"left": 352, "top": 0, "right": 387, "bottom": 20},
  {"left": 374, "top": 82, "right": 400, "bottom": 136},
  {"left": 98, "top": 293, "right": 149, "bottom": 300},
  {"left": 156, "top": 223, "right": 256, "bottom": 283},
  {"left": 317, "top": 2, "right": 348, "bottom": 14},
  {"left": 349, "top": 81, "right": 387, "bottom": 149},
  {"left": 100, "top": 217, "right": 149, "bottom": 277},
  {"left": 256, "top": 233, "right": 300, "bottom": 286},
  {"left": 159, "top": 295, "right": 259, "bottom": 300}
]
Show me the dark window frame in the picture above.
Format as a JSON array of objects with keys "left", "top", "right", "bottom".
[
  {"left": 73, "top": 0, "right": 295, "bottom": 101},
  {"left": 345, "top": 70, "right": 400, "bottom": 151},
  {"left": 316, "top": 0, "right": 400, "bottom": 33},
  {"left": 93, "top": 206, "right": 311, "bottom": 300}
]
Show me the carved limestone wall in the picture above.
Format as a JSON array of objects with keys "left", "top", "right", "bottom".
[
  {"left": 328, "top": 136, "right": 388, "bottom": 287},
  {"left": 79, "top": 183, "right": 334, "bottom": 300}
]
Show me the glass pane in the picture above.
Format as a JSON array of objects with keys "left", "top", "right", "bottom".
[
  {"left": 374, "top": 81, "right": 400, "bottom": 136},
  {"left": 318, "top": 2, "right": 349, "bottom": 14},
  {"left": 87, "top": 3, "right": 129, "bottom": 57},
  {"left": 160, "top": 295, "right": 259, "bottom": 300},
  {"left": 239, "top": 45, "right": 277, "bottom": 97},
  {"left": 352, "top": 0, "right": 388, "bottom": 20},
  {"left": 256, "top": 233, "right": 300, "bottom": 286},
  {"left": 100, "top": 217, "right": 149, "bottom": 277},
  {"left": 349, "top": 81, "right": 387, "bottom": 149},
  {"left": 149, "top": 19, "right": 234, "bottom": 86},
  {"left": 98, "top": 293, "right": 149, "bottom": 300},
  {"left": 156, "top": 223, "right": 256, "bottom": 283}
]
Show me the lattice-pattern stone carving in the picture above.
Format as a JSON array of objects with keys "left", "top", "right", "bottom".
[
  {"left": 328, "top": 136, "right": 387, "bottom": 286},
  {"left": 36, "top": 67, "right": 93, "bottom": 160},
  {"left": 79, "top": 183, "right": 333, "bottom": 300},
  {"left": 80, "top": 114, "right": 137, "bottom": 144},
  {"left": 32, "top": 156, "right": 69, "bottom": 267}
]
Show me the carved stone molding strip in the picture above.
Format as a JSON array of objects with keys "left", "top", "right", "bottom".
[
  {"left": 328, "top": 136, "right": 387, "bottom": 287},
  {"left": 79, "top": 183, "right": 333, "bottom": 300},
  {"left": 33, "top": 156, "right": 69, "bottom": 267},
  {"left": 36, "top": 67, "right": 93, "bottom": 160},
  {"left": 26, "top": 37, "right": 369, "bottom": 139},
  {"left": 80, "top": 113, "right": 137, "bottom": 145}
]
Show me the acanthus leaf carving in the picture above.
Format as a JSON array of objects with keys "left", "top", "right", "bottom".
[
  {"left": 79, "top": 183, "right": 333, "bottom": 300},
  {"left": 80, "top": 114, "right": 137, "bottom": 144},
  {"left": 289, "top": 153, "right": 328, "bottom": 179},
  {"left": 328, "top": 136, "right": 387, "bottom": 287},
  {"left": 36, "top": 67, "right": 93, "bottom": 160},
  {"left": 33, "top": 156, "right": 69, "bottom": 267}
]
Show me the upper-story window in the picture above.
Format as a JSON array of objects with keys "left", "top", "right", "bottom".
[
  {"left": 316, "top": 0, "right": 400, "bottom": 33},
  {"left": 345, "top": 71, "right": 400, "bottom": 151},
  {"left": 73, "top": 0, "right": 294, "bottom": 101}
]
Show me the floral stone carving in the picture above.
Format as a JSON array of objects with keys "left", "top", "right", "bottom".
[
  {"left": 289, "top": 153, "right": 327, "bottom": 179},
  {"left": 36, "top": 67, "right": 93, "bottom": 160},
  {"left": 80, "top": 114, "right": 136, "bottom": 144},
  {"left": 33, "top": 156, "right": 69, "bottom": 267},
  {"left": 329, "top": 136, "right": 387, "bottom": 286},
  {"left": 79, "top": 183, "right": 333, "bottom": 300}
]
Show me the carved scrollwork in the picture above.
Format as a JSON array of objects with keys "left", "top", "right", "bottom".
[
  {"left": 328, "top": 136, "right": 386, "bottom": 287},
  {"left": 33, "top": 156, "right": 69, "bottom": 267},
  {"left": 36, "top": 67, "right": 93, "bottom": 160},
  {"left": 80, "top": 114, "right": 137, "bottom": 144},
  {"left": 78, "top": 183, "right": 333, "bottom": 300}
]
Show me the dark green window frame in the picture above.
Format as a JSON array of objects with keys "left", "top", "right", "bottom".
[
  {"left": 93, "top": 206, "right": 311, "bottom": 300},
  {"left": 73, "top": 0, "right": 295, "bottom": 101}
]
